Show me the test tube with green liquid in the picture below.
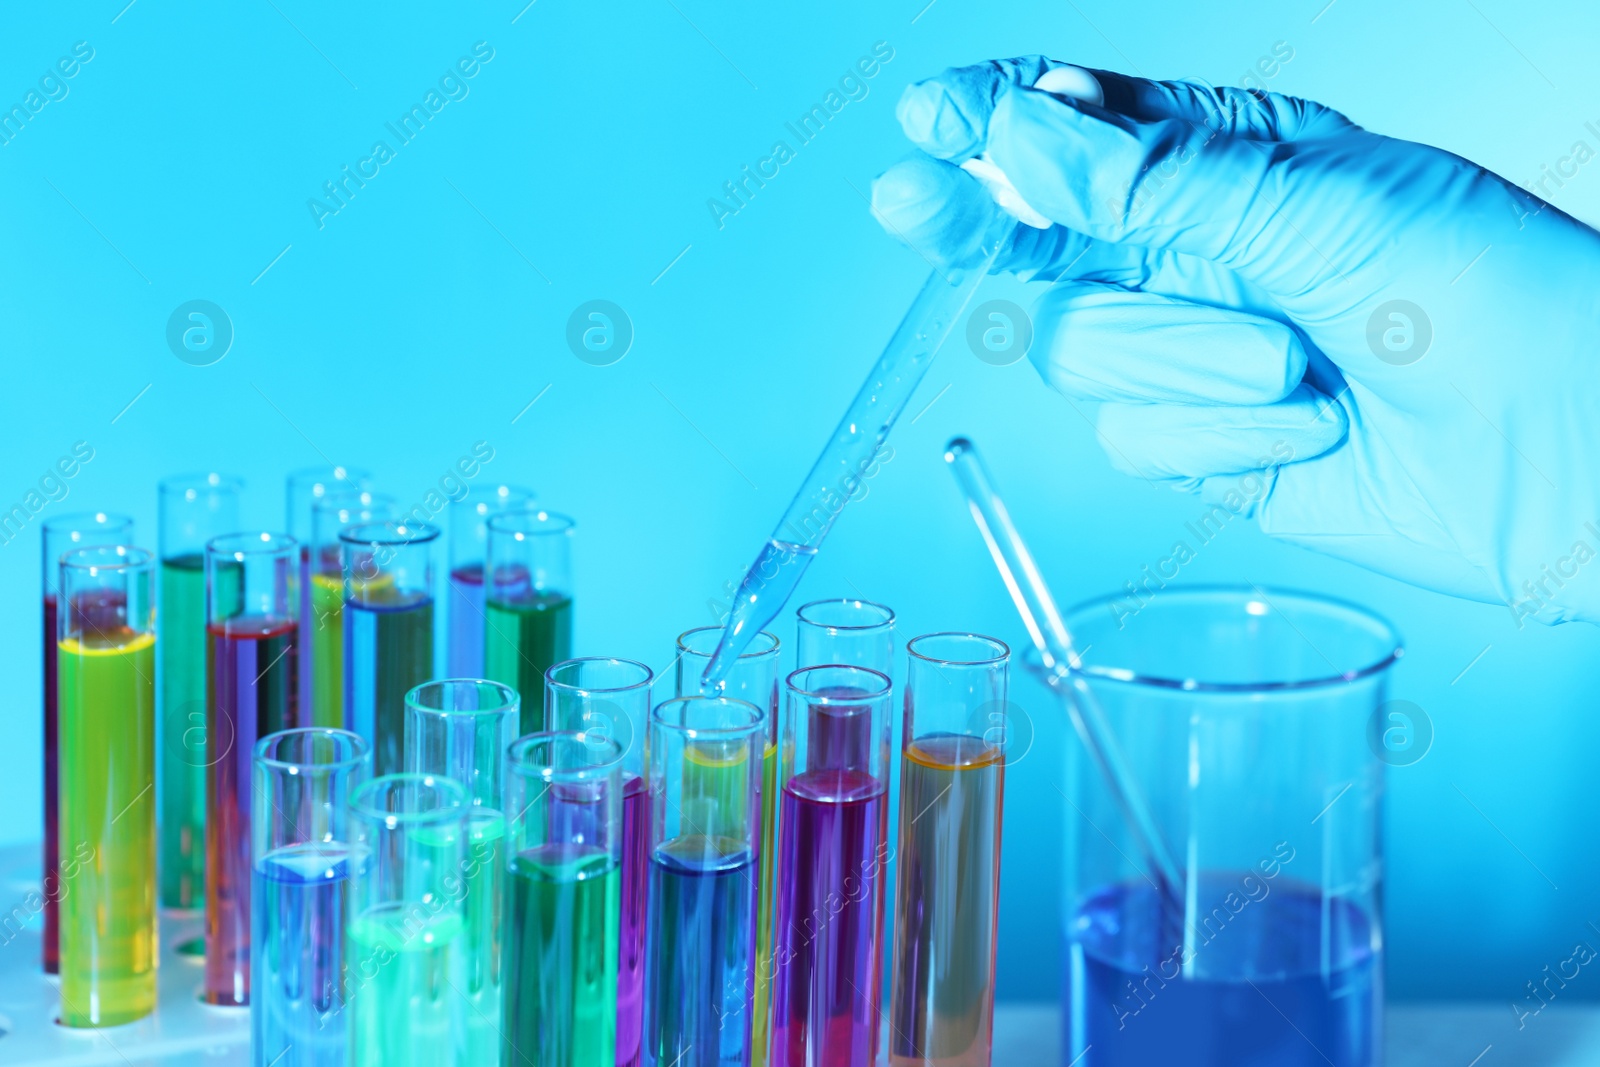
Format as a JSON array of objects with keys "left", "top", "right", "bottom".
[
  {"left": 485, "top": 510, "right": 574, "bottom": 734},
  {"left": 346, "top": 773, "right": 468, "bottom": 1067},
  {"left": 57, "top": 544, "right": 158, "bottom": 1027},
  {"left": 503, "top": 731, "right": 625, "bottom": 1067},
  {"left": 404, "top": 679, "right": 519, "bottom": 1064},
  {"left": 157, "top": 473, "right": 242, "bottom": 911}
]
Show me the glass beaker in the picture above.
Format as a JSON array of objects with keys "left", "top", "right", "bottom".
[{"left": 1054, "top": 586, "right": 1400, "bottom": 1067}]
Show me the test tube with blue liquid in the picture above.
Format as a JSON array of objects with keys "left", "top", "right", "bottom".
[
  {"left": 674, "top": 627, "right": 779, "bottom": 1065},
  {"left": 773, "top": 665, "right": 893, "bottom": 1067},
  {"left": 502, "top": 730, "right": 625, "bottom": 1067},
  {"left": 404, "top": 679, "right": 519, "bottom": 1065},
  {"left": 446, "top": 483, "right": 534, "bottom": 676},
  {"left": 251, "top": 727, "right": 370, "bottom": 1067},
  {"left": 644, "top": 695, "right": 763, "bottom": 1067},
  {"left": 309, "top": 491, "right": 395, "bottom": 729},
  {"left": 545, "top": 657, "right": 655, "bottom": 1067},
  {"left": 346, "top": 773, "right": 469, "bottom": 1067},
  {"left": 341, "top": 520, "right": 438, "bottom": 775}
]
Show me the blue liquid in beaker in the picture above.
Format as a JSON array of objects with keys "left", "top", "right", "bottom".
[{"left": 1065, "top": 875, "right": 1379, "bottom": 1067}]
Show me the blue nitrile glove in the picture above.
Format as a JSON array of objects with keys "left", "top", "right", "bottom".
[{"left": 872, "top": 58, "right": 1600, "bottom": 626}]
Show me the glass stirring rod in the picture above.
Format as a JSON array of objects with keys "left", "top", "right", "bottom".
[
  {"left": 699, "top": 66, "right": 1108, "bottom": 692},
  {"left": 942, "top": 437, "right": 1186, "bottom": 920}
]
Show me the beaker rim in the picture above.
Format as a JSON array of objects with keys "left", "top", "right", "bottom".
[
  {"left": 906, "top": 631, "right": 1010, "bottom": 666},
  {"left": 1059, "top": 584, "right": 1403, "bottom": 693},
  {"left": 42, "top": 511, "right": 135, "bottom": 535},
  {"left": 509, "top": 730, "right": 626, "bottom": 782},
  {"left": 158, "top": 472, "right": 246, "bottom": 496},
  {"left": 207, "top": 531, "right": 297, "bottom": 557},
  {"left": 406, "top": 679, "right": 522, "bottom": 717},
  {"left": 349, "top": 773, "right": 467, "bottom": 822},
  {"left": 338, "top": 519, "right": 441, "bottom": 546}
]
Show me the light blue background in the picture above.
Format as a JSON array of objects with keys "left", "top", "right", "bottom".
[{"left": 2, "top": 0, "right": 1598, "bottom": 1007}]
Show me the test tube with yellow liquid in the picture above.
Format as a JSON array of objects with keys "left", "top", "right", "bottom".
[{"left": 57, "top": 544, "right": 158, "bottom": 1027}]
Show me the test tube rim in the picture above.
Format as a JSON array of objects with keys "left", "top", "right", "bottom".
[
  {"left": 676, "top": 625, "right": 780, "bottom": 661},
  {"left": 285, "top": 464, "right": 373, "bottom": 491},
  {"left": 254, "top": 727, "right": 371, "bottom": 775},
  {"left": 457, "top": 482, "right": 537, "bottom": 514},
  {"left": 406, "top": 678, "right": 521, "bottom": 719},
  {"left": 784, "top": 663, "right": 892, "bottom": 703},
  {"left": 486, "top": 508, "right": 576, "bottom": 540},
  {"left": 545, "top": 657, "right": 655, "bottom": 697},
  {"left": 906, "top": 631, "right": 1010, "bottom": 667},
  {"left": 58, "top": 543, "right": 154, "bottom": 574},
  {"left": 1056, "top": 584, "right": 1404, "bottom": 693},
  {"left": 650, "top": 694, "right": 765, "bottom": 741},
  {"left": 795, "top": 597, "right": 897, "bottom": 633},
  {"left": 348, "top": 772, "right": 468, "bottom": 823},
  {"left": 509, "top": 730, "right": 625, "bottom": 784},
  {"left": 337, "top": 518, "right": 442, "bottom": 547},
  {"left": 157, "top": 471, "right": 246, "bottom": 499},
  {"left": 205, "top": 530, "right": 298, "bottom": 558},
  {"left": 313, "top": 487, "right": 396, "bottom": 516},
  {"left": 42, "top": 510, "right": 135, "bottom": 539}
]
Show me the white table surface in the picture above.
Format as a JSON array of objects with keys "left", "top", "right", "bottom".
[{"left": 4, "top": 845, "right": 1594, "bottom": 1064}]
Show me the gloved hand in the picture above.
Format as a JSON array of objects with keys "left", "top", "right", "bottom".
[{"left": 872, "top": 58, "right": 1600, "bottom": 626}]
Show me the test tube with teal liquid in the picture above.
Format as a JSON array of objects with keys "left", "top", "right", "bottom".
[
  {"left": 546, "top": 658, "right": 654, "bottom": 1067},
  {"left": 347, "top": 773, "right": 469, "bottom": 1067},
  {"left": 252, "top": 727, "right": 370, "bottom": 1067},
  {"left": 674, "top": 626, "right": 779, "bottom": 1062},
  {"left": 287, "top": 466, "right": 372, "bottom": 720},
  {"left": 485, "top": 509, "right": 574, "bottom": 734},
  {"left": 157, "top": 474, "right": 242, "bottom": 914},
  {"left": 503, "top": 731, "right": 625, "bottom": 1067},
  {"left": 40, "top": 510, "right": 133, "bottom": 975},
  {"left": 309, "top": 491, "right": 395, "bottom": 729},
  {"left": 643, "top": 696, "right": 763, "bottom": 1067},
  {"left": 205, "top": 532, "right": 303, "bottom": 1007},
  {"left": 57, "top": 544, "right": 157, "bottom": 1027},
  {"left": 446, "top": 483, "right": 534, "bottom": 677},
  {"left": 341, "top": 520, "right": 437, "bottom": 775},
  {"left": 404, "top": 679, "right": 519, "bottom": 1064}
]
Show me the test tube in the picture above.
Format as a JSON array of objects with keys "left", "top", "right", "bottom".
[
  {"left": 157, "top": 473, "right": 244, "bottom": 913},
  {"left": 643, "top": 696, "right": 764, "bottom": 1067},
  {"left": 404, "top": 679, "right": 519, "bottom": 1064},
  {"left": 57, "top": 544, "right": 157, "bottom": 1027},
  {"left": 674, "top": 626, "right": 780, "bottom": 1061},
  {"left": 546, "top": 658, "right": 655, "bottom": 1067},
  {"left": 485, "top": 510, "right": 574, "bottom": 733},
  {"left": 40, "top": 511, "right": 133, "bottom": 975},
  {"left": 341, "top": 520, "right": 438, "bottom": 775},
  {"left": 773, "top": 665, "right": 893, "bottom": 1067},
  {"left": 447, "top": 483, "right": 535, "bottom": 677},
  {"left": 889, "top": 633, "right": 1010, "bottom": 1067},
  {"left": 503, "top": 731, "right": 626, "bottom": 1067},
  {"left": 346, "top": 774, "right": 469, "bottom": 1066},
  {"left": 205, "top": 532, "right": 303, "bottom": 1007},
  {"left": 252, "top": 728, "right": 370, "bottom": 1067},
  {"left": 309, "top": 492, "right": 397, "bottom": 730},
  {"left": 287, "top": 466, "right": 373, "bottom": 716},
  {"left": 794, "top": 598, "right": 896, "bottom": 677}
]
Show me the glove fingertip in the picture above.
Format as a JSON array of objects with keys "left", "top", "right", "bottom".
[{"left": 896, "top": 80, "right": 982, "bottom": 161}]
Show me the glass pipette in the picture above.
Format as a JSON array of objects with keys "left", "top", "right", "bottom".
[
  {"left": 942, "top": 436, "right": 1186, "bottom": 923},
  {"left": 698, "top": 64, "right": 1107, "bottom": 692},
  {"left": 698, "top": 223, "right": 1013, "bottom": 689}
]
